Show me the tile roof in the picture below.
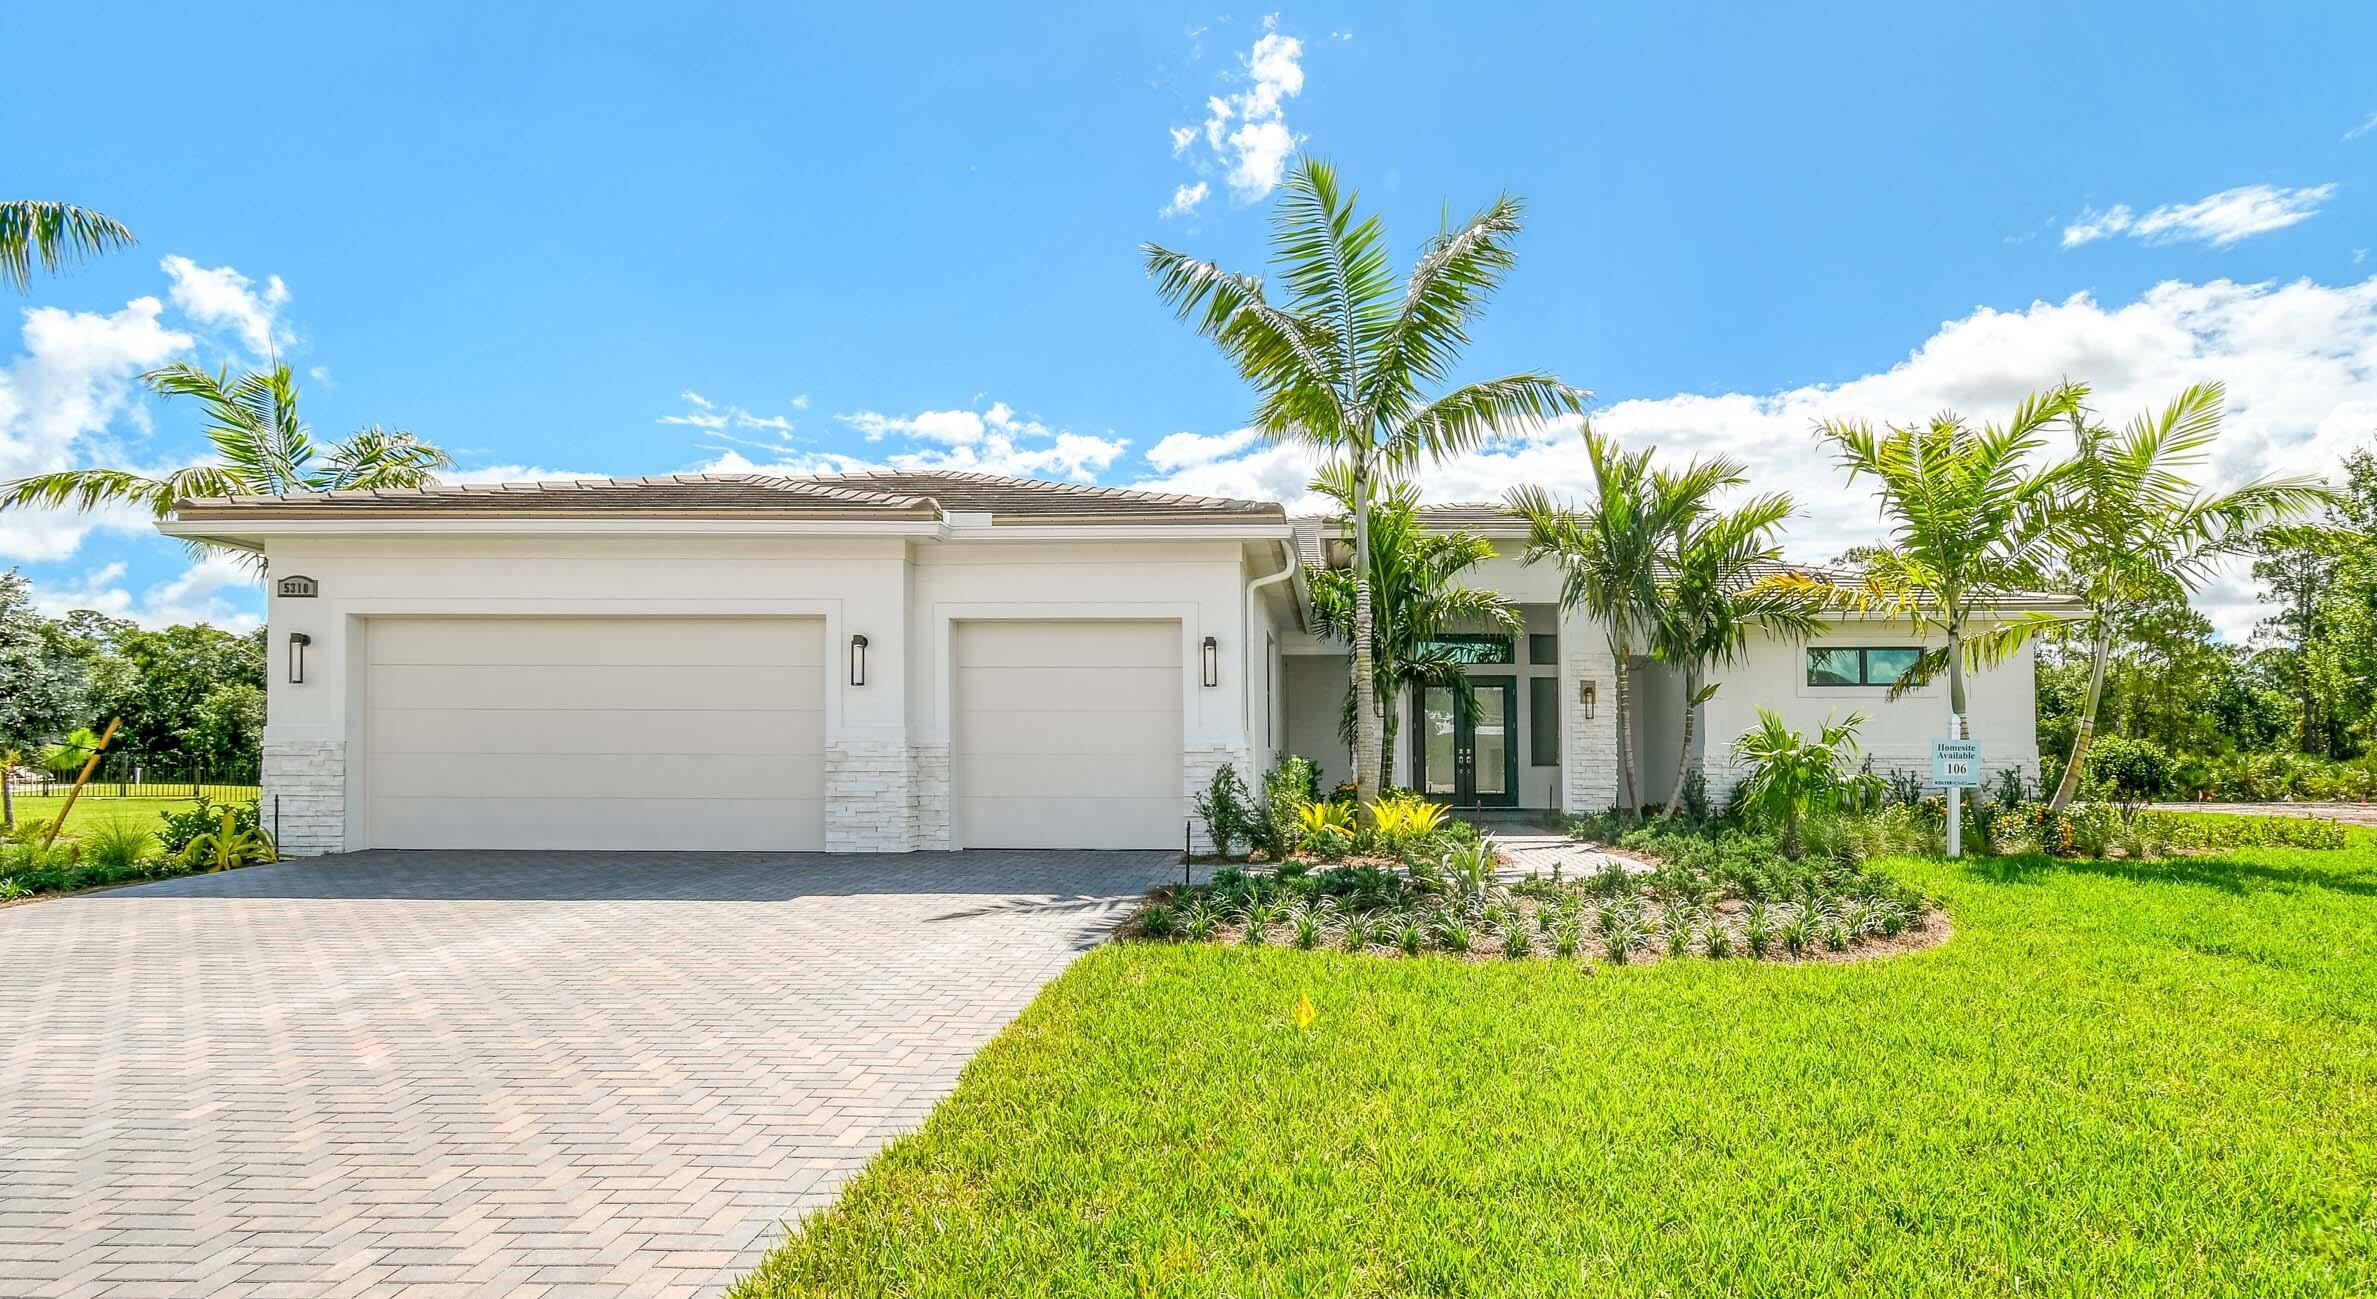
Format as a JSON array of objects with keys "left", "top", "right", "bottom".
[{"left": 171, "top": 470, "right": 1287, "bottom": 526}]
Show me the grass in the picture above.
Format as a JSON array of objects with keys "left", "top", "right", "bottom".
[
  {"left": 732, "top": 838, "right": 2377, "bottom": 1297},
  {"left": 4, "top": 794, "right": 221, "bottom": 837}
]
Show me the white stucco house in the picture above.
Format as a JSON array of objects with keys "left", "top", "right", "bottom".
[{"left": 159, "top": 470, "right": 2053, "bottom": 856}]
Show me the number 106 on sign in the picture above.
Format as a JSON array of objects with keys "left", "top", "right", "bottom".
[{"left": 1931, "top": 741, "right": 1982, "bottom": 788}]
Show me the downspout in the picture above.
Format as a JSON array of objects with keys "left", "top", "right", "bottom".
[{"left": 1244, "top": 538, "right": 1300, "bottom": 767}]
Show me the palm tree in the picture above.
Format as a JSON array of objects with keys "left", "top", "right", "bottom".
[
  {"left": 0, "top": 362, "right": 451, "bottom": 560},
  {"left": 1731, "top": 708, "right": 1866, "bottom": 859},
  {"left": 0, "top": 201, "right": 134, "bottom": 291},
  {"left": 1646, "top": 465, "right": 1826, "bottom": 816},
  {"left": 1306, "top": 467, "right": 1519, "bottom": 787},
  {"left": 1507, "top": 430, "right": 1695, "bottom": 814},
  {"left": 1146, "top": 158, "right": 1589, "bottom": 800},
  {"left": 2043, "top": 383, "right": 2331, "bottom": 810},
  {"left": 1787, "top": 386, "right": 2087, "bottom": 741}
]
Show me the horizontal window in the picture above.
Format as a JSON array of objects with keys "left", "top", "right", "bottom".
[
  {"left": 1421, "top": 634, "right": 1514, "bottom": 664},
  {"left": 1807, "top": 646, "right": 1923, "bottom": 688}
]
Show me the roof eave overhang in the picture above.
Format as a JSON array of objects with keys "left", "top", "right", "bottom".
[{"left": 157, "top": 515, "right": 1294, "bottom": 544}]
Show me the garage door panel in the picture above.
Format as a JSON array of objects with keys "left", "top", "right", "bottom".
[
  {"left": 372, "top": 796, "right": 823, "bottom": 852},
  {"left": 952, "top": 709, "right": 1182, "bottom": 757},
  {"left": 371, "top": 663, "right": 822, "bottom": 713},
  {"left": 366, "top": 707, "right": 825, "bottom": 757},
  {"left": 954, "top": 622, "right": 1179, "bottom": 669},
  {"left": 953, "top": 751, "right": 1180, "bottom": 800},
  {"left": 372, "top": 752, "right": 826, "bottom": 801},
  {"left": 958, "top": 797, "right": 1182, "bottom": 850},
  {"left": 953, "top": 620, "right": 1182, "bottom": 849},
  {"left": 955, "top": 666, "right": 1182, "bottom": 713},
  {"left": 366, "top": 616, "right": 824, "bottom": 851},
  {"left": 370, "top": 617, "right": 823, "bottom": 668}
]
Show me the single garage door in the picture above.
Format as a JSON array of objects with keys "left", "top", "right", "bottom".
[
  {"left": 953, "top": 620, "right": 1183, "bottom": 849},
  {"left": 365, "top": 616, "right": 825, "bottom": 850}
]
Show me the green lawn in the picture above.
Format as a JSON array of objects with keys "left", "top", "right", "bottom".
[
  {"left": 4, "top": 794, "right": 225, "bottom": 837},
  {"left": 733, "top": 842, "right": 2377, "bottom": 1298}
]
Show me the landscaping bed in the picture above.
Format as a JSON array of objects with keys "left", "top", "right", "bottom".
[
  {"left": 730, "top": 836, "right": 2377, "bottom": 1298},
  {"left": 0, "top": 795, "right": 272, "bottom": 904}
]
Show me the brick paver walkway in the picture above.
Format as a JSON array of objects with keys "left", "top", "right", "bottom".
[{"left": 0, "top": 849, "right": 1165, "bottom": 1299}]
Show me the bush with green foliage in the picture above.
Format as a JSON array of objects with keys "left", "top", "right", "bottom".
[
  {"left": 1193, "top": 764, "right": 1254, "bottom": 857},
  {"left": 157, "top": 796, "right": 261, "bottom": 857}
]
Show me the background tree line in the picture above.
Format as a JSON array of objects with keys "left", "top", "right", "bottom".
[
  {"left": 2036, "top": 437, "right": 2376, "bottom": 799},
  {"left": 0, "top": 569, "right": 266, "bottom": 776}
]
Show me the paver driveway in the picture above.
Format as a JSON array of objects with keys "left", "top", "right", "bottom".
[{"left": 0, "top": 849, "right": 1167, "bottom": 1299}]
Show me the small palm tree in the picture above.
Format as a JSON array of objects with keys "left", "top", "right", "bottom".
[
  {"left": 1788, "top": 386, "right": 2086, "bottom": 728},
  {"left": 1306, "top": 467, "right": 1519, "bottom": 786},
  {"left": 2043, "top": 383, "right": 2331, "bottom": 810},
  {"left": 0, "top": 362, "right": 451, "bottom": 562},
  {"left": 0, "top": 201, "right": 134, "bottom": 291},
  {"left": 1731, "top": 709, "right": 1866, "bottom": 859},
  {"left": 1508, "top": 430, "right": 1700, "bottom": 814},
  {"left": 1147, "top": 158, "right": 1589, "bottom": 799},
  {"left": 1647, "top": 467, "right": 1826, "bottom": 815}
]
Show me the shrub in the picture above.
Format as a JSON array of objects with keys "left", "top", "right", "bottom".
[
  {"left": 1660, "top": 906, "right": 1696, "bottom": 958},
  {"left": 1595, "top": 898, "right": 1647, "bottom": 963},
  {"left": 1194, "top": 764, "right": 1255, "bottom": 858},
  {"left": 158, "top": 797, "right": 260, "bottom": 857},
  {"left": 1499, "top": 912, "right": 1533, "bottom": 959},
  {"left": 1139, "top": 903, "right": 1176, "bottom": 938},
  {"left": 80, "top": 822, "right": 153, "bottom": 872},
  {"left": 1392, "top": 913, "right": 1425, "bottom": 956},
  {"left": 1250, "top": 756, "right": 1319, "bottom": 860},
  {"left": 1428, "top": 907, "right": 1475, "bottom": 954},
  {"left": 1286, "top": 901, "right": 1328, "bottom": 950},
  {"left": 2082, "top": 737, "right": 2177, "bottom": 805}
]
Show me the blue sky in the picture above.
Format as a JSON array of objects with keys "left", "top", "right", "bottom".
[{"left": 5, "top": 1, "right": 2374, "bottom": 638}]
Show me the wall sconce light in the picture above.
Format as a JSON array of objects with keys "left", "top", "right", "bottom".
[
  {"left": 1201, "top": 635, "right": 1220, "bottom": 688},
  {"left": 849, "top": 634, "right": 868, "bottom": 687},
  {"left": 288, "top": 632, "right": 311, "bottom": 685},
  {"left": 1580, "top": 679, "right": 1596, "bottom": 720}
]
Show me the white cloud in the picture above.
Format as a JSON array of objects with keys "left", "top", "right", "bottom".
[
  {"left": 1133, "top": 274, "right": 2377, "bottom": 642},
  {"left": 657, "top": 390, "right": 802, "bottom": 440},
  {"left": 159, "top": 256, "right": 291, "bottom": 356},
  {"left": 2062, "top": 184, "right": 2336, "bottom": 249},
  {"left": 698, "top": 398, "right": 1129, "bottom": 483},
  {"left": 2345, "top": 110, "right": 2377, "bottom": 142},
  {"left": 1168, "top": 16, "right": 1307, "bottom": 207},
  {"left": 1161, "top": 181, "right": 1211, "bottom": 219},
  {"left": 790, "top": 393, "right": 811, "bottom": 410},
  {"left": 31, "top": 553, "right": 262, "bottom": 632},
  {"left": 0, "top": 297, "right": 193, "bottom": 561}
]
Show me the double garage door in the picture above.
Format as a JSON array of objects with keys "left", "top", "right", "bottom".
[{"left": 362, "top": 616, "right": 1183, "bottom": 851}]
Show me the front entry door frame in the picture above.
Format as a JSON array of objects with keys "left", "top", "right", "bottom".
[{"left": 1411, "top": 675, "right": 1519, "bottom": 808}]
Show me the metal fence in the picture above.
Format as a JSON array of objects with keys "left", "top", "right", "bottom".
[{"left": 16, "top": 750, "right": 261, "bottom": 803}]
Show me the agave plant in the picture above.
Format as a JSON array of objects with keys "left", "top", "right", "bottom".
[
  {"left": 175, "top": 808, "right": 276, "bottom": 872},
  {"left": 1442, "top": 838, "right": 1498, "bottom": 909}
]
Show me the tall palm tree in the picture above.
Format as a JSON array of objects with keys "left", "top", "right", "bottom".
[
  {"left": 1787, "top": 385, "right": 2086, "bottom": 745},
  {"left": 0, "top": 362, "right": 451, "bottom": 561},
  {"left": 2043, "top": 382, "right": 2330, "bottom": 810},
  {"left": 1508, "top": 429, "right": 1695, "bottom": 814},
  {"left": 1306, "top": 466, "right": 1519, "bottom": 787},
  {"left": 1146, "top": 158, "right": 1589, "bottom": 800},
  {"left": 1646, "top": 465, "right": 1825, "bottom": 816},
  {"left": 0, "top": 201, "right": 134, "bottom": 291}
]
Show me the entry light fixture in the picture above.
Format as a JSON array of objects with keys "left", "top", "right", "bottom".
[
  {"left": 1580, "top": 679, "right": 1596, "bottom": 720},
  {"left": 849, "top": 634, "right": 868, "bottom": 687},
  {"left": 288, "top": 632, "right": 311, "bottom": 685},
  {"left": 1201, "top": 636, "right": 1220, "bottom": 689}
]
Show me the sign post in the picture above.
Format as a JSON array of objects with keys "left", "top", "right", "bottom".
[{"left": 1932, "top": 735, "right": 1981, "bottom": 858}]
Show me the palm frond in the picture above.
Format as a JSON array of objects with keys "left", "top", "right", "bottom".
[{"left": 0, "top": 201, "right": 135, "bottom": 292}]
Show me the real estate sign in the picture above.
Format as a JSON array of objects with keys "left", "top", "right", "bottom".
[{"left": 1931, "top": 740, "right": 1982, "bottom": 788}]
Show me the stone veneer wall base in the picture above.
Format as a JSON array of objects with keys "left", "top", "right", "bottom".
[
  {"left": 825, "top": 740, "right": 917, "bottom": 852},
  {"left": 262, "top": 739, "right": 346, "bottom": 857}
]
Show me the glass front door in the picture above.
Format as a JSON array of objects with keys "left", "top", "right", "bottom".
[{"left": 1412, "top": 677, "right": 1518, "bottom": 807}]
